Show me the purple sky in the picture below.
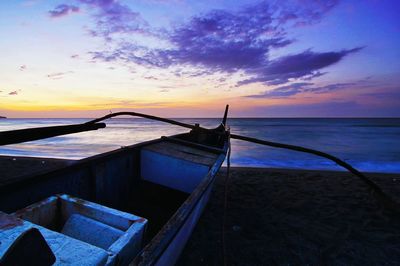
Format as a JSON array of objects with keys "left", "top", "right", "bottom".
[{"left": 0, "top": 0, "right": 399, "bottom": 117}]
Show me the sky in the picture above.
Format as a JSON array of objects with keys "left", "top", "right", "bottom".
[{"left": 0, "top": 0, "right": 399, "bottom": 118}]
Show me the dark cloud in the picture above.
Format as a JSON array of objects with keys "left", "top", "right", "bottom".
[
  {"left": 301, "top": 71, "right": 326, "bottom": 81},
  {"left": 245, "top": 82, "right": 356, "bottom": 98},
  {"left": 78, "top": 0, "right": 114, "bottom": 7},
  {"left": 159, "top": 3, "right": 284, "bottom": 71},
  {"left": 50, "top": 0, "right": 361, "bottom": 87},
  {"left": 237, "top": 48, "right": 363, "bottom": 86},
  {"left": 88, "top": 1, "right": 291, "bottom": 70},
  {"left": 276, "top": 0, "right": 339, "bottom": 27},
  {"left": 77, "top": 0, "right": 148, "bottom": 41},
  {"left": 70, "top": 54, "right": 79, "bottom": 59},
  {"left": 19, "top": 65, "right": 27, "bottom": 71},
  {"left": 307, "top": 82, "right": 356, "bottom": 94},
  {"left": 49, "top": 1, "right": 148, "bottom": 40},
  {"left": 8, "top": 91, "right": 19, "bottom": 95},
  {"left": 49, "top": 4, "right": 79, "bottom": 18}
]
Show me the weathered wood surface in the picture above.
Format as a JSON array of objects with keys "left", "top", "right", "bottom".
[
  {"left": 143, "top": 141, "right": 218, "bottom": 166},
  {"left": 0, "top": 156, "right": 74, "bottom": 185}
]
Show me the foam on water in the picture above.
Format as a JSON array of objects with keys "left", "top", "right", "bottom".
[{"left": 1, "top": 118, "right": 399, "bottom": 173}]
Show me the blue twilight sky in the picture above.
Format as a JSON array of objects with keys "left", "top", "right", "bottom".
[{"left": 0, "top": 0, "right": 399, "bottom": 117}]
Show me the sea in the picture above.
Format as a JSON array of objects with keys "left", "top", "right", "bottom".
[{"left": 1, "top": 118, "right": 399, "bottom": 174}]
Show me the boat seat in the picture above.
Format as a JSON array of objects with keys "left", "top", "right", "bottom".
[
  {"left": 10, "top": 194, "right": 148, "bottom": 265},
  {"left": 61, "top": 214, "right": 124, "bottom": 249},
  {"left": 0, "top": 212, "right": 109, "bottom": 265}
]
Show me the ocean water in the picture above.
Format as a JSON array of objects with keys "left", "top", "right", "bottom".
[{"left": 0, "top": 118, "right": 399, "bottom": 173}]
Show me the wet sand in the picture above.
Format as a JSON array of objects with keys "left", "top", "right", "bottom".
[
  {"left": 1, "top": 156, "right": 399, "bottom": 264},
  {"left": 178, "top": 167, "right": 400, "bottom": 265}
]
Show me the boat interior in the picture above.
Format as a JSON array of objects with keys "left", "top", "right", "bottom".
[{"left": 0, "top": 127, "right": 227, "bottom": 265}]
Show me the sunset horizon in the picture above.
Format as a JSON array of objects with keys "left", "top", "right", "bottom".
[
  {"left": 1, "top": 1, "right": 400, "bottom": 262},
  {"left": 1, "top": 0, "right": 399, "bottom": 118}
]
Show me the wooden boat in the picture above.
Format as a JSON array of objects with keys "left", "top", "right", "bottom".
[{"left": 0, "top": 115, "right": 229, "bottom": 265}]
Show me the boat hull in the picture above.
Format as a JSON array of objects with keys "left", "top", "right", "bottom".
[
  {"left": 138, "top": 148, "right": 226, "bottom": 266},
  {"left": 0, "top": 129, "right": 228, "bottom": 265}
]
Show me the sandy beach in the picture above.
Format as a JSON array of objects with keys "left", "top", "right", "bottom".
[
  {"left": 178, "top": 167, "right": 400, "bottom": 265},
  {"left": 1, "top": 154, "right": 399, "bottom": 264}
]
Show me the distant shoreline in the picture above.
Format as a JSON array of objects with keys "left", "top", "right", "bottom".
[
  {"left": 1, "top": 117, "right": 400, "bottom": 119},
  {"left": 0, "top": 116, "right": 6, "bottom": 119}
]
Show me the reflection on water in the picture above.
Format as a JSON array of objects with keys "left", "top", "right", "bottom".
[{"left": 1, "top": 118, "right": 400, "bottom": 173}]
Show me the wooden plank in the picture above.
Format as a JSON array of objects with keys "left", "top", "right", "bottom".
[
  {"left": 143, "top": 141, "right": 218, "bottom": 166},
  {"left": 141, "top": 149, "right": 210, "bottom": 193},
  {"left": 0, "top": 156, "right": 74, "bottom": 185},
  {"left": 161, "top": 136, "right": 225, "bottom": 154}
]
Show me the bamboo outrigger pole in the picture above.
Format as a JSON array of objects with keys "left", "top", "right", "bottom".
[
  {"left": 0, "top": 123, "right": 106, "bottom": 146},
  {"left": 0, "top": 105, "right": 397, "bottom": 211}
]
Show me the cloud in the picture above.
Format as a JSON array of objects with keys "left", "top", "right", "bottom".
[
  {"left": 245, "top": 82, "right": 313, "bottom": 98},
  {"left": 86, "top": 99, "right": 169, "bottom": 108},
  {"left": 275, "top": 0, "right": 339, "bottom": 27},
  {"left": 47, "top": 71, "right": 74, "bottom": 79},
  {"left": 237, "top": 48, "right": 363, "bottom": 86},
  {"left": 143, "top": 76, "right": 158, "bottom": 80},
  {"left": 88, "top": 1, "right": 292, "bottom": 70},
  {"left": 70, "top": 54, "right": 79, "bottom": 59},
  {"left": 247, "top": 100, "right": 365, "bottom": 117},
  {"left": 158, "top": 3, "right": 286, "bottom": 71},
  {"left": 50, "top": 0, "right": 360, "bottom": 87},
  {"left": 8, "top": 91, "right": 19, "bottom": 95},
  {"left": 49, "top": 0, "right": 149, "bottom": 40},
  {"left": 79, "top": 0, "right": 149, "bottom": 41},
  {"left": 247, "top": 97, "right": 400, "bottom": 117},
  {"left": 245, "top": 81, "right": 357, "bottom": 98},
  {"left": 19, "top": 65, "right": 27, "bottom": 71},
  {"left": 307, "top": 82, "right": 357, "bottom": 93},
  {"left": 49, "top": 4, "right": 79, "bottom": 18}
]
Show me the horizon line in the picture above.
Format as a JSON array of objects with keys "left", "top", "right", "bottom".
[{"left": 2, "top": 116, "right": 400, "bottom": 119}]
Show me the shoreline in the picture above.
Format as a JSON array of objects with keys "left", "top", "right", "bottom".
[
  {"left": 2, "top": 153, "right": 400, "bottom": 175},
  {"left": 178, "top": 167, "right": 400, "bottom": 265},
  {"left": 0, "top": 156, "right": 399, "bottom": 264},
  {"left": 227, "top": 165, "right": 400, "bottom": 176}
]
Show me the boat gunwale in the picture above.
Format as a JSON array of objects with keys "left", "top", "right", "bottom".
[
  {"left": 0, "top": 127, "right": 229, "bottom": 265},
  {"left": 0, "top": 136, "right": 168, "bottom": 192}
]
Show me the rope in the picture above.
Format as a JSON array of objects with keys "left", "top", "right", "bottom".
[
  {"left": 222, "top": 135, "right": 231, "bottom": 266},
  {"left": 230, "top": 133, "right": 399, "bottom": 211},
  {"left": 85, "top": 111, "right": 196, "bottom": 130},
  {"left": 85, "top": 111, "right": 397, "bottom": 212}
]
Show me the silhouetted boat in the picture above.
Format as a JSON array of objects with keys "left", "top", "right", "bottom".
[{"left": 0, "top": 113, "right": 229, "bottom": 265}]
